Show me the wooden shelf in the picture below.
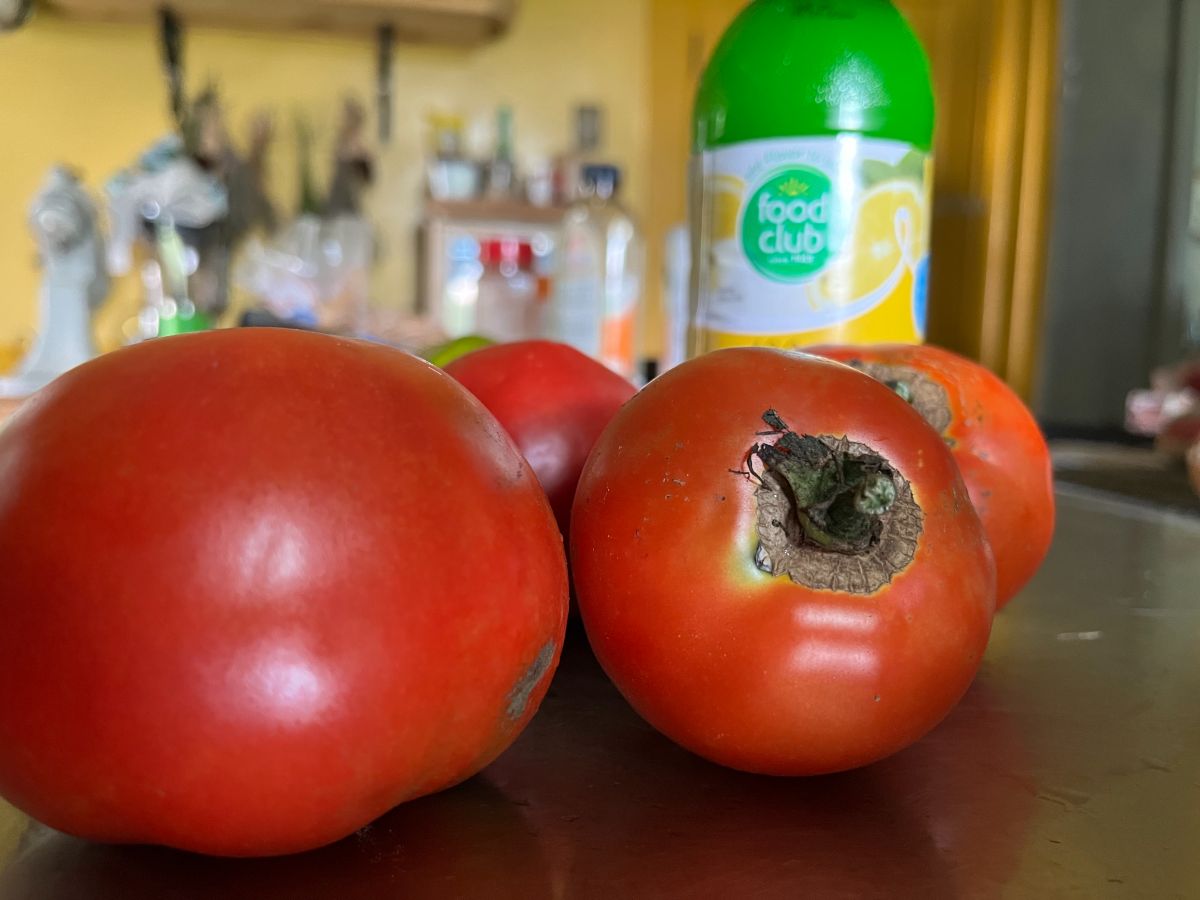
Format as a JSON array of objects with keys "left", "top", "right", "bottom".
[
  {"left": 46, "top": 0, "right": 517, "bottom": 45},
  {"left": 424, "top": 198, "right": 565, "bottom": 226}
]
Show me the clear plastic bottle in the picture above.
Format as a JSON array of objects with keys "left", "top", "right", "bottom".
[
  {"left": 662, "top": 224, "right": 691, "bottom": 372},
  {"left": 551, "top": 164, "right": 642, "bottom": 379},
  {"left": 690, "top": 0, "right": 935, "bottom": 354},
  {"left": 476, "top": 239, "right": 537, "bottom": 343}
]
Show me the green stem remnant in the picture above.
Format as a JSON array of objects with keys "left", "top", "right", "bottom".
[
  {"left": 844, "top": 360, "right": 954, "bottom": 435},
  {"left": 750, "top": 410, "right": 900, "bottom": 555},
  {"left": 747, "top": 411, "right": 923, "bottom": 593}
]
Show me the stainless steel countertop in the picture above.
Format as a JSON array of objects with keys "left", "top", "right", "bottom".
[{"left": 0, "top": 487, "right": 1197, "bottom": 898}]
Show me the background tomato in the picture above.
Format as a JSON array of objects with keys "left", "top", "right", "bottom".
[
  {"left": 571, "top": 348, "right": 994, "bottom": 775},
  {"left": 809, "top": 344, "right": 1054, "bottom": 608},
  {"left": 0, "top": 329, "right": 568, "bottom": 856},
  {"left": 445, "top": 340, "right": 635, "bottom": 535}
]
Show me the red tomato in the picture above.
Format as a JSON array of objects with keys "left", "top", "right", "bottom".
[
  {"left": 0, "top": 329, "right": 568, "bottom": 856},
  {"left": 808, "top": 344, "right": 1054, "bottom": 608},
  {"left": 0, "top": 780, "right": 554, "bottom": 899},
  {"left": 445, "top": 341, "right": 635, "bottom": 535},
  {"left": 571, "top": 348, "right": 994, "bottom": 775}
]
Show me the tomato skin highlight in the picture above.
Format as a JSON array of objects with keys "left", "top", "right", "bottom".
[
  {"left": 0, "top": 329, "right": 568, "bottom": 857},
  {"left": 445, "top": 341, "right": 635, "bottom": 536},
  {"left": 809, "top": 343, "right": 1054, "bottom": 608},
  {"left": 571, "top": 348, "right": 995, "bottom": 776}
]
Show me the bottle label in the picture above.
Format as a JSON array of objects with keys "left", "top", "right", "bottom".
[{"left": 692, "top": 136, "right": 932, "bottom": 349}]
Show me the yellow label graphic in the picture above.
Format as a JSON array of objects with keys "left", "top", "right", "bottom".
[{"left": 691, "top": 136, "right": 932, "bottom": 352}]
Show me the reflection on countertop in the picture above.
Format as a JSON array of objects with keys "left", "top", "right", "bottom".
[
  {"left": 1, "top": 488, "right": 1198, "bottom": 898},
  {"left": 1053, "top": 439, "right": 1200, "bottom": 516}
]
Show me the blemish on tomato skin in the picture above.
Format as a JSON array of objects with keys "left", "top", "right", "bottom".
[{"left": 505, "top": 640, "right": 556, "bottom": 721}]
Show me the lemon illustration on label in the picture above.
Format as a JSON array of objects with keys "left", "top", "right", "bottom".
[
  {"left": 808, "top": 180, "right": 924, "bottom": 308},
  {"left": 710, "top": 174, "right": 745, "bottom": 242}
]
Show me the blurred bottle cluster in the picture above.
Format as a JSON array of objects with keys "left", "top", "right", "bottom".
[
  {"left": 2, "top": 93, "right": 647, "bottom": 391},
  {"left": 419, "top": 103, "right": 644, "bottom": 381}
]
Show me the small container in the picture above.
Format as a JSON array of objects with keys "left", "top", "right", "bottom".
[
  {"left": 426, "top": 113, "right": 481, "bottom": 201},
  {"left": 476, "top": 238, "right": 538, "bottom": 343}
]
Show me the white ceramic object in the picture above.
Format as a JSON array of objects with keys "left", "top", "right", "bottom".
[{"left": 1, "top": 167, "right": 108, "bottom": 398}]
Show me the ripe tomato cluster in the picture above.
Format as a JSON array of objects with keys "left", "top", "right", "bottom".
[{"left": 0, "top": 332, "right": 1052, "bottom": 856}]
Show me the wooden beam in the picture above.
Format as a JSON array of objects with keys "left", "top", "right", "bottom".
[{"left": 46, "top": 0, "right": 516, "bottom": 44}]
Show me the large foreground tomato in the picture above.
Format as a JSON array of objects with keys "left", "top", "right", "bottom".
[
  {"left": 0, "top": 329, "right": 568, "bottom": 856},
  {"left": 809, "top": 344, "right": 1054, "bottom": 608},
  {"left": 0, "top": 780, "right": 554, "bottom": 899},
  {"left": 445, "top": 341, "right": 635, "bottom": 535},
  {"left": 571, "top": 348, "right": 994, "bottom": 775}
]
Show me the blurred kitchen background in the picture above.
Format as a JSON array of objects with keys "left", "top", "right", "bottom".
[{"left": 1, "top": 0, "right": 1199, "bottom": 467}]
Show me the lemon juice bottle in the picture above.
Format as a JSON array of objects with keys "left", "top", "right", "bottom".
[{"left": 689, "top": 0, "right": 935, "bottom": 354}]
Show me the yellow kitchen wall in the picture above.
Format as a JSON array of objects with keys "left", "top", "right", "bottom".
[{"left": 0, "top": 0, "right": 650, "bottom": 353}]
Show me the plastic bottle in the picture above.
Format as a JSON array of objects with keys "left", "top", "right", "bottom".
[
  {"left": 551, "top": 164, "right": 642, "bottom": 380},
  {"left": 689, "top": 0, "right": 935, "bottom": 354},
  {"left": 476, "top": 239, "right": 538, "bottom": 343},
  {"left": 662, "top": 224, "right": 691, "bottom": 373}
]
